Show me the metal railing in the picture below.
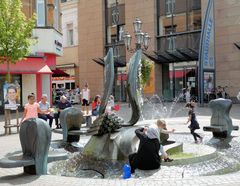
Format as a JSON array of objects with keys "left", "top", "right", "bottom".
[{"left": 157, "top": 30, "right": 201, "bottom": 52}]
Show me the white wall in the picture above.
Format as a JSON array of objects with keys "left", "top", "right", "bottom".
[
  {"left": 22, "top": 74, "right": 36, "bottom": 105},
  {"left": 41, "top": 74, "right": 51, "bottom": 103},
  {"left": 30, "top": 28, "right": 63, "bottom": 56}
]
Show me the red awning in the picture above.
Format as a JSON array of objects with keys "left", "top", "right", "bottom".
[
  {"left": 52, "top": 68, "right": 70, "bottom": 77},
  {"left": 0, "top": 57, "right": 52, "bottom": 74}
]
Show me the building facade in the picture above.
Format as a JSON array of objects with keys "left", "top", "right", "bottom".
[
  {"left": 214, "top": 0, "right": 240, "bottom": 100},
  {"left": 0, "top": 0, "right": 63, "bottom": 114},
  {"left": 74, "top": 0, "right": 240, "bottom": 102},
  {"left": 54, "top": 0, "right": 79, "bottom": 90}
]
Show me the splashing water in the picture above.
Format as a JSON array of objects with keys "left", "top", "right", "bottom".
[{"left": 141, "top": 90, "right": 185, "bottom": 120}]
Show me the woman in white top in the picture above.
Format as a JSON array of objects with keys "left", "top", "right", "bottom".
[{"left": 82, "top": 82, "right": 90, "bottom": 114}]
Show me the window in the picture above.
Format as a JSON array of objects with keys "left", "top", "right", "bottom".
[
  {"left": 36, "top": 0, "right": 45, "bottom": 27},
  {"left": 166, "top": 0, "right": 175, "bottom": 16},
  {"left": 54, "top": 0, "right": 60, "bottom": 30},
  {"left": 65, "top": 83, "right": 70, "bottom": 90},
  {"left": 111, "top": 3, "right": 119, "bottom": 26},
  {"left": 118, "top": 25, "right": 124, "bottom": 41},
  {"left": 167, "top": 32, "right": 176, "bottom": 51},
  {"left": 67, "top": 24, "right": 74, "bottom": 46},
  {"left": 165, "top": 25, "right": 176, "bottom": 35},
  {"left": 113, "top": 47, "right": 120, "bottom": 58}
]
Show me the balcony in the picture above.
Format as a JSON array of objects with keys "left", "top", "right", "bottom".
[
  {"left": 30, "top": 27, "right": 63, "bottom": 56},
  {"left": 145, "top": 30, "right": 201, "bottom": 64}
]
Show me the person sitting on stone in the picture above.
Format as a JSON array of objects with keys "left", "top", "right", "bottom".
[
  {"left": 92, "top": 95, "right": 101, "bottom": 116},
  {"left": 55, "top": 95, "right": 72, "bottom": 128},
  {"left": 128, "top": 127, "right": 161, "bottom": 174},
  {"left": 38, "top": 94, "right": 54, "bottom": 128}
]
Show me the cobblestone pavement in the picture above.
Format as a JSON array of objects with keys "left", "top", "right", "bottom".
[{"left": 1, "top": 103, "right": 240, "bottom": 185}]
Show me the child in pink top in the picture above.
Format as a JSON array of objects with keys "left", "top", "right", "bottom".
[{"left": 20, "top": 94, "right": 40, "bottom": 124}]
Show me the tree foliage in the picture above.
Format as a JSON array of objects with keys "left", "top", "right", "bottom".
[
  {"left": 140, "top": 58, "right": 153, "bottom": 88},
  {"left": 0, "top": 0, "right": 36, "bottom": 81}
]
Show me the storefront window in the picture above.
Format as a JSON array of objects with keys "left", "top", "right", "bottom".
[{"left": 162, "top": 62, "right": 197, "bottom": 101}]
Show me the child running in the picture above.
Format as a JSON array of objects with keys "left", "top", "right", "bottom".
[
  {"left": 20, "top": 94, "right": 40, "bottom": 125},
  {"left": 185, "top": 101, "right": 203, "bottom": 143}
]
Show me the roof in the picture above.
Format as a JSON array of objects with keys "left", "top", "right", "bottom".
[{"left": 0, "top": 57, "right": 52, "bottom": 74}]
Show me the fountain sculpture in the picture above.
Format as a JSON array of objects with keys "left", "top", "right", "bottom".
[{"left": 203, "top": 98, "right": 239, "bottom": 138}]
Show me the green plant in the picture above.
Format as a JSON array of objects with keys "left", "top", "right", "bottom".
[
  {"left": 0, "top": 0, "right": 36, "bottom": 82},
  {"left": 140, "top": 59, "right": 153, "bottom": 88}
]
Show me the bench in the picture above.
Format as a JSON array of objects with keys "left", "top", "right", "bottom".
[
  {"left": 203, "top": 98, "right": 239, "bottom": 138},
  {"left": 203, "top": 125, "right": 239, "bottom": 138},
  {"left": 0, "top": 118, "right": 68, "bottom": 175},
  {"left": 4, "top": 109, "right": 20, "bottom": 135}
]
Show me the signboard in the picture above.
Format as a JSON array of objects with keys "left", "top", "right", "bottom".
[
  {"left": 199, "top": 0, "right": 215, "bottom": 70},
  {"left": 198, "top": 0, "right": 215, "bottom": 105},
  {"left": 4, "top": 82, "right": 21, "bottom": 110}
]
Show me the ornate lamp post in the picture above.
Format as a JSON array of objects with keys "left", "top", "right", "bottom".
[{"left": 124, "top": 18, "right": 151, "bottom": 52}]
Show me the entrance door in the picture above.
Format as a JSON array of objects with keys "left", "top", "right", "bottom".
[
  {"left": 173, "top": 67, "right": 196, "bottom": 100},
  {"left": 174, "top": 68, "right": 184, "bottom": 99}
]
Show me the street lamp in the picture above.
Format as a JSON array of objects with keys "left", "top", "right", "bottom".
[{"left": 124, "top": 18, "right": 151, "bottom": 52}]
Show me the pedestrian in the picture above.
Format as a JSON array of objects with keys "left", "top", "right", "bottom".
[
  {"left": 128, "top": 126, "right": 161, "bottom": 174},
  {"left": 154, "top": 119, "right": 174, "bottom": 162},
  {"left": 185, "top": 89, "right": 191, "bottom": 103},
  {"left": 55, "top": 95, "right": 72, "bottom": 128},
  {"left": 75, "top": 85, "right": 81, "bottom": 104},
  {"left": 82, "top": 82, "right": 90, "bottom": 115},
  {"left": 38, "top": 94, "right": 54, "bottom": 128},
  {"left": 92, "top": 95, "right": 101, "bottom": 116},
  {"left": 185, "top": 102, "right": 203, "bottom": 143},
  {"left": 20, "top": 94, "right": 40, "bottom": 125},
  {"left": 106, "top": 95, "right": 115, "bottom": 113}
]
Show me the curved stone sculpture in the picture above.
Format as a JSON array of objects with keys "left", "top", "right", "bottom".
[
  {"left": 203, "top": 98, "right": 239, "bottom": 138},
  {"left": 0, "top": 118, "right": 68, "bottom": 175},
  {"left": 83, "top": 127, "right": 139, "bottom": 160},
  {"left": 124, "top": 49, "right": 142, "bottom": 126},
  {"left": 20, "top": 118, "right": 51, "bottom": 174},
  {"left": 60, "top": 107, "right": 84, "bottom": 142},
  {"left": 99, "top": 48, "right": 115, "bottom": 115}
]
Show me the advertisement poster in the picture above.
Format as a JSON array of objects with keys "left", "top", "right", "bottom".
[
  {"left": 204, "top": 72, "right": 214, "bottom": 93},
  {"left": 4, "top": 81, "right": 21, "bottom": 110}
]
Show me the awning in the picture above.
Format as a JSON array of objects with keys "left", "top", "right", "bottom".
[
  {"left": 92, "top": 57, "right": 126, "bottom": 67},
  {"left": 144, "top": 48, "right": 199, "bottom": 64},
  {"left": 52, "top": 68, "right": 70, "bottom": 77},
  {"left": 0, "top": 57, "right": 52, "bottom": 74},
  {"left": 56, "top": 63, "right": 76, "bottom": 69}
]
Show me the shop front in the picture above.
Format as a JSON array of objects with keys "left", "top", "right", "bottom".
[
  {"left": 162, "top": 61, "right": 198, "bottom": 101},
  {"left": 0, "top": 57, "right": 53, "bottom": 114}
]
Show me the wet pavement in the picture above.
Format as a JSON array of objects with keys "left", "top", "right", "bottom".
[{"left": 1, "top": 102, "right": 240, "bottom": 185}]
